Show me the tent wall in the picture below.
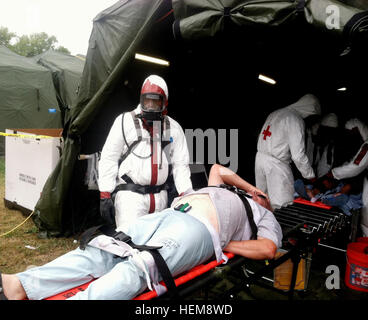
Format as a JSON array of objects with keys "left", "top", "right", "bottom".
[
  {"left": 33, "top": 50, "right": 85, "bottom": 125},
  {"left": 0, "top": 46, "right": 61, "bottom": 156}
]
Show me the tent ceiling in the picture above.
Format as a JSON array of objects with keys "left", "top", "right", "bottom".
[{"left": 118, "top": 7, "right": 363, "bottom": 121}]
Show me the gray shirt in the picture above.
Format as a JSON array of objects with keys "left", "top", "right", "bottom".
[{"left": 183, "top": 186, "right": 283, "bottom": 250}]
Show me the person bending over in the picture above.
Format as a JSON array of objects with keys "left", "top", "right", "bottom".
[{"left": 1, "top": 164, "right": 282, "bottom": 300}]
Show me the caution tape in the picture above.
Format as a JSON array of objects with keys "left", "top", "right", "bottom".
[{"left": 0, "top": 132, "right": 54, "bottom": 139}]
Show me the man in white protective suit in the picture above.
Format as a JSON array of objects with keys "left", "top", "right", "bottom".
[
  {"left": 98, "top": 75, "right": 193, "bottom": 231},
  {"left": 330, "top": 118, "right": 368, "bottom": 236},
  {"left": 255, "top": 94, "right": 321, "bottom": 209}
]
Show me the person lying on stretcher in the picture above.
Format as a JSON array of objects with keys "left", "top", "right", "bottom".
[
  {"left": 0, "top": 164, "right": 282, "bottom": 300},
  {"left": 294, "top": 173, "right": 363, "bottom": 215}
]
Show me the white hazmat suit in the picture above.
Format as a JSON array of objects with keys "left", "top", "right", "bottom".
[
  {"left": 98, "top": 75, "right": 192, "bottom": 232},
  {"left": 331, "top": 118, "right": 368, "bottom": 236},
  {"left": 255, "top": 94, "right": 321, "bottom": 208}
]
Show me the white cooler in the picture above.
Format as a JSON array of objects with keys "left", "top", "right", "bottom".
[{"left": 4, "top": 128, "right": 63, "bottom": 213}]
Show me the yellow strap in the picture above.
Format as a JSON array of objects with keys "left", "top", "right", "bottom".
[
  {"left": 0, "top": 132, "right": 54, "bottom": 139},
  {"left": 0, "top": 211, "right": 35, "bottom": 238}
]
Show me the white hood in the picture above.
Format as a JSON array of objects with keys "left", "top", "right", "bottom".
[
  {"left": 321, "top": 113, "right": 339, "bottom": 128},
  {"left": 345, "top": 118, "right": 368, "bottom": 141},
  {"left": 287, "top": 94, "right": 321, "bottom": 119}
]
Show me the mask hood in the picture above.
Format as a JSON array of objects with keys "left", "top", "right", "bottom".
[
  {"left": 345, "top": 118, "right": 368, "bottom": 141},
  {"left": 287, "top": 94, "right": 321, "bottom": 119},
  {"left": 321, "top": 113, "right": 339, "bottom": 128}
]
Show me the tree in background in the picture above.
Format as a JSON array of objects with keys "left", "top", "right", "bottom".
[
  {"left": 0, "top": 26, "right": 70, "bottom": 56},
  {"left": 0, "top": 26, "right": 16, "bottom": 47}
]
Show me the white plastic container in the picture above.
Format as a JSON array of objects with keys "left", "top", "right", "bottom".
[{"left": 4, "top": 128, "right": 62, "bottom": 213}]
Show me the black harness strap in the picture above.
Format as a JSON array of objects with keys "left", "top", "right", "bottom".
[
  {"left": 239, "top": 191, "right": 258, "bottom": 240},
  {"left": 121, "top": 174, "right": 134, "bottom": 184},
  {"left": 79, "top": 224, "right": 104, "bottom": 250},
  {"left": 147, "top": 249, "right": 179, "bottom": 298},
  {"left": 115, "top": 230, "right": 179, "bottom": 298},
  {"left": 212, "top": 184, "right": 258, "bottom": 240},
  {"left": 116, "top": 116, "right": 173, "bottom": 196},
  {"left": 112, "top": 231, "right": 163, "bottom": 251},
  {"left": 115, "top": 180, "right": 170, "bottom": 195},
  {"left": 120, "top": 111, "right": 172, "bottom": 165}
]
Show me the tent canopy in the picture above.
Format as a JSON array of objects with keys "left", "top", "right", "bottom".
[
  {"left": 33, "top": 50, "right": 85, "bottom": 124},
  {"left": 33, "top": 0, "right": 368, "bottom": 237},
  {"left": 172, "top": 0, "right": 364, "bottom": 40},
  {"left": 0, "top": 45, "right": 61, "bottom": 155}
]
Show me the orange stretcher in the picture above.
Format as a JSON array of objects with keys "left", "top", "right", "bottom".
[{"left": 293, "top": 197, "right": 332, "bottom": 210}]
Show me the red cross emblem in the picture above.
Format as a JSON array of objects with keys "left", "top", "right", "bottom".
[{"left": 262, "top": 125, "right": 272, "bottom": 140}]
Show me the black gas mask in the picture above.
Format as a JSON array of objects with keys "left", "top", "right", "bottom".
[{"left": 139, "top": 93, "right": 165, "bottom": 124}]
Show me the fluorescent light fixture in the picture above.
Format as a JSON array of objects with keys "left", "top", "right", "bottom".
[
  {"left": 258, "top": 74, "right": 276, "bottom": 85},
  {"left": 337, "top": 87, "right": 347, "bottom": 91},
  {"left": 135, "top": 53, "right": 170, "bottom": 66}
]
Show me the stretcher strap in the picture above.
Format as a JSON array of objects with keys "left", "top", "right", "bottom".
[{"left": 147, "top": 249, "right": 179, "bottom": 298}]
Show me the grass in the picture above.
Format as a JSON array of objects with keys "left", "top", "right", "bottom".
[{"left": 0, "top": 156, "right": 78, "bottom": 274}]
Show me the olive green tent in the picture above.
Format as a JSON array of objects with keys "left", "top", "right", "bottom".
[
  {"left": 33, "top": 0, "right": 368, "bottom": 237},
  {"left": 33, "top": 50, "right": 85, "bottom": 125},
  {"left": 0, "top": 45, "right": 61, "bottom": 156}
]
